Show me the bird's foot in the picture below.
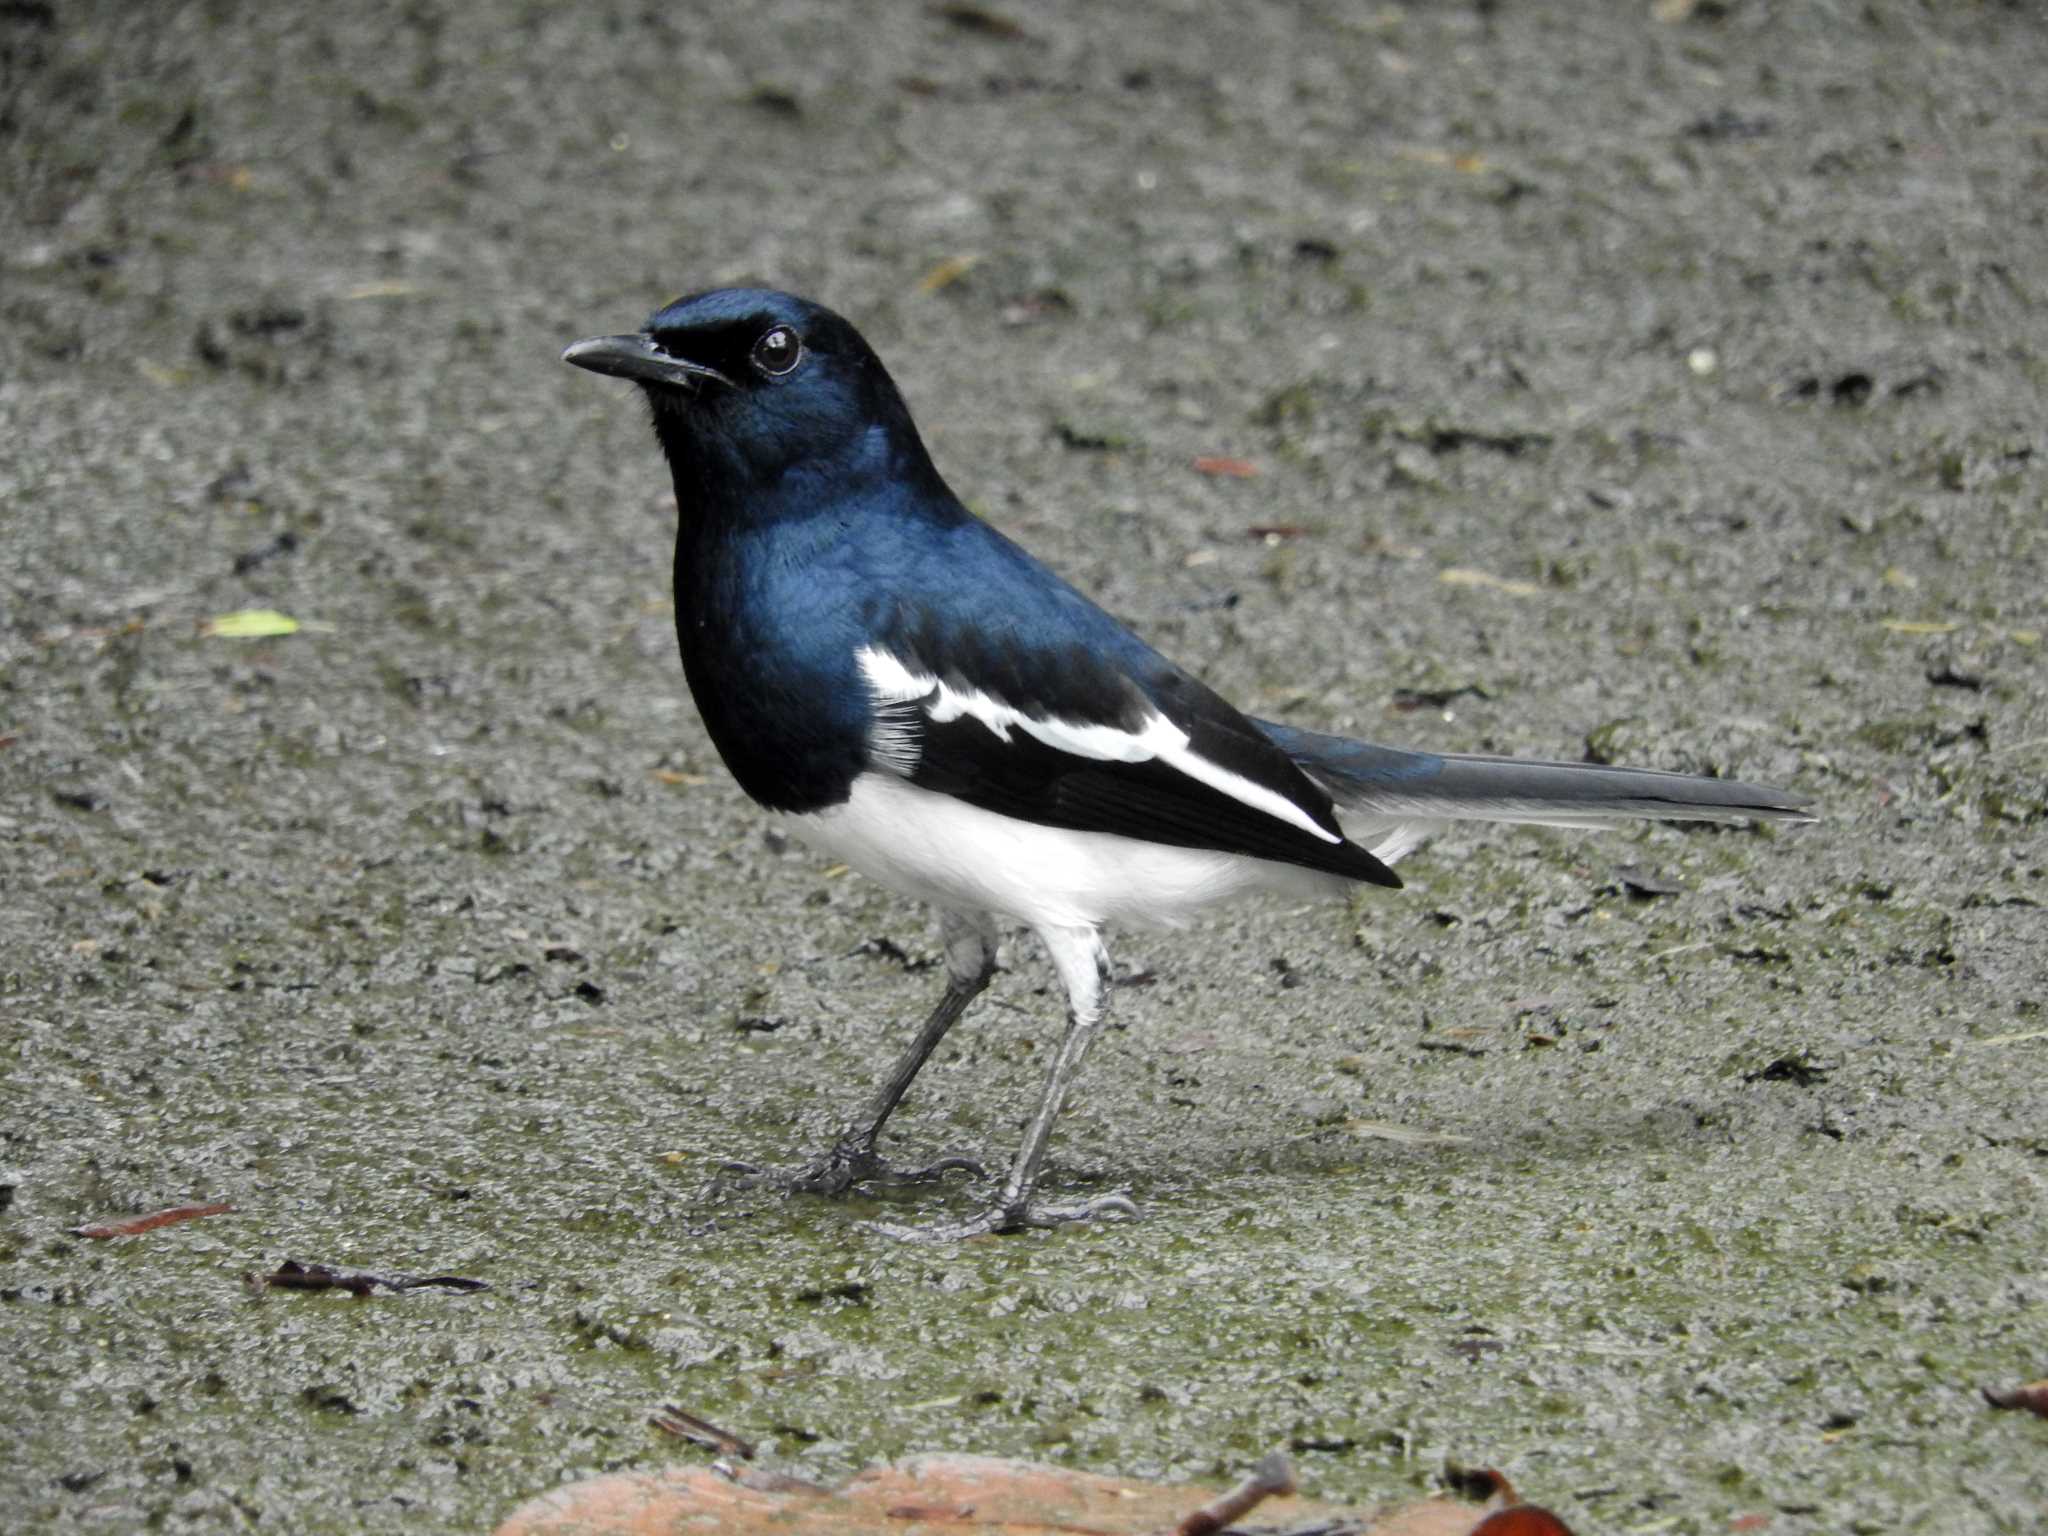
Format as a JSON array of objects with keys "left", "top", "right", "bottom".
[
  {"left": 720, "top": 1143, "right": 985, "bottom": 1198},
  {"left": 863, "top": 1190, "right": 1139, "bottom": 1242}
]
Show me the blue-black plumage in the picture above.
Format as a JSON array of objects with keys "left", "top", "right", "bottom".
[{"left": 565, "top": 287, "right": 1814, "bottom": 1239}]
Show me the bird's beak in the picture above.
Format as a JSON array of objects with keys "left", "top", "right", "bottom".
[{"left": 561, "top": 333, "right": 735, "bottom": 391}]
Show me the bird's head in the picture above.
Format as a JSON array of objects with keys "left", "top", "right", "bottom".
[{"left": 563, "top": 288, "right": 932, "bottom": 499}]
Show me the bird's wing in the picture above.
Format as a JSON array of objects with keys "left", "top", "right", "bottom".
[{"left": 854, "top": 638, "right": 1399, "bottom": 888}]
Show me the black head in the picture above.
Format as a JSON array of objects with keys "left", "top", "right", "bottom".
[{"left": 563, "top": 288, "right": 934, "bottom": 497}]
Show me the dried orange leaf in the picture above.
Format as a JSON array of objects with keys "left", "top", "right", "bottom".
[
  {"left": 71, "top": 1201, "right": 233, "bottom": 1238},
  {"left": 1194, "top": 456, "right": 1259, "bottom": 478},
  {"left": 495, "top": 1452, "right": 1517, "bottom": 1536},
  {"left": 1469, "top": 1509, "right": 1574, "bottom": 1535}
]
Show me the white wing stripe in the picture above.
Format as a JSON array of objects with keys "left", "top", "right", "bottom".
[
  {"left": 857, "top": 647, "right": 927, "bottom": 776},
  {"left": 854, "top": 646, "right": 1339, "bottom": 845},
  {"left": 1153, "top": 739, "right": 1339, "bottom": 842}
]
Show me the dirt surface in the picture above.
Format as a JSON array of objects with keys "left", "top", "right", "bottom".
[{"left": 4, "top": 2, "right": 2045, "bottom": 1532}]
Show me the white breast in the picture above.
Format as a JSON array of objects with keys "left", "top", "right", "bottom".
[{"left": 789, "top": 772, "right": 1349, "bottom": 932}]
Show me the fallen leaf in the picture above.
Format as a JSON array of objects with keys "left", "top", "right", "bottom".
[
  {"left": 494, "top": 1452, "right": 1530, "bottom": 1536},
  {"left": 1194, "top": 456, "right": 1259, "bottom": 478},
  {"left": 1981, "top": 1379, "right": 2048, "bottom": 1417},
  {"left": 71, "top": 1201, "right": 233, "bottom": 1239},
  {"left": 201, "top": 608, "right": 301, "bottom": 638},
  {"left": 917, "top": 254, "right": 981, "bottom": 294},
  {"left": 1469, "top": 1509, "right": 1574, "bottom": 1535}
]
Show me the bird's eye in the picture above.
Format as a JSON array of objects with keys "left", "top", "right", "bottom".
[{"left": 751, "top": 325, "right": 802, "bottom": 377}]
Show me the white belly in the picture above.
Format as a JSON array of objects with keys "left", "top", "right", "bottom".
[{"left": 788, "top": 771, "right": 1348, "bottom": 932}]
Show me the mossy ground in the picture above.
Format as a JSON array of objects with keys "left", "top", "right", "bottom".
[{"left": 4, "top": 4, "right": 2044, "bottom": 1532}]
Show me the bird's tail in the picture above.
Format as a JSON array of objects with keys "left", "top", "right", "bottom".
[{"left": 1257, "top": 720, "right": 1816, "bottom": 868}]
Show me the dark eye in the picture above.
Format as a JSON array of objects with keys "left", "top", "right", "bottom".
[{"left": 751, "top": 325, "right": 802, "bottom": 377}]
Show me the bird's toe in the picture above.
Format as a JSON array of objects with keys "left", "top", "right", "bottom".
[
  {"left": 862, "top": 1189, "right": 1140, "bottom": 1242},
  {"left": 726, "top": 1144, "right": 986, "bottom": 1200}
]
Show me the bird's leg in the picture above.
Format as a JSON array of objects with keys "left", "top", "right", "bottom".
[
  {"left": 730, "top": 911, "right": 995, "bottom": 1197},
  {"left": 869, "top": 924, "right": 1139, "bottom": 1239}
]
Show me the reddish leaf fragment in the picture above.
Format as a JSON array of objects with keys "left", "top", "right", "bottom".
[
  {"left": 1195, "top": 456, "right": 1260, "bottom": 479},
  {"left": 1470, "top": 1509, "right": 1575, "bottom": 1536},
  {"left": 1729, "top": 1516, "right": 1772, "bottom": 1532},
  {"left": 652, "top": 1405, "right": 756, "bottom": 1458},
  {"left": 1982, "top": 1379, "right": 2048, "bottom": 1417},
  {"left": 71, "top": 1201, "right": 233, "bottom": 1239}
]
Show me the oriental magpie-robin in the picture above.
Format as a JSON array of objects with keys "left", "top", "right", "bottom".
[{"left": 564, "top": 288, "right": 1813, "bottom": 1239}]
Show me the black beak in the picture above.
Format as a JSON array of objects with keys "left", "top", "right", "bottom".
[{"left": 561, "top": 333, "right": 735, "bottom": 391}]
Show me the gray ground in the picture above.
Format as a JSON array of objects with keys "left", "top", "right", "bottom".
[{"left": 4, "top": 2, "right": 2045, "bottom": 1532}]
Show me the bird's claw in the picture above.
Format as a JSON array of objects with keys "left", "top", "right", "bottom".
[
  {"left": 862, "top": 1190, "right": 1140, "bottom": 1242},
  {"left": 719, "top": 1146, "right": 985, "bottom": 1198}
]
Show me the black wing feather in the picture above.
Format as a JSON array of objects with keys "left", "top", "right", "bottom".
[{"left": 882, "top": 636, "right": 1399, "bottom": 888}]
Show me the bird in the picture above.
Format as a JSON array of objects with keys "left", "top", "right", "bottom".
[{"left": 562, "top": 287, "right": 1815, "bottom": 1240}]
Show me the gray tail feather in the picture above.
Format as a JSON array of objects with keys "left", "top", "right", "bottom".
[{"left": 1256, "top": 719, "right": 1815, "bottom": 867}]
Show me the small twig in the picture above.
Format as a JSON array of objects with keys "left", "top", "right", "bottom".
[
  {"left": 1176, "top": 1450, "right": 1297, "bottom": 1536},
  {"left": 650, "top": 1404, "right": 755, "bottom": 1458},
  {"left": 1646, "top": 940, "right": 1714, "bottom": 962},
  {"left": 245, "top": 1259, "right": 489, "bottom": 1296}
]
